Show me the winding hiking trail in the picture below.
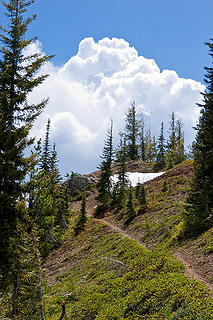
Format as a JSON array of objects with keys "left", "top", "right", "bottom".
[
  {"left": 174, "top": 251, "right": 213, "bottom": 292},
  {"left": 71, "top": 191, "right": 213, "bottom": 294}
]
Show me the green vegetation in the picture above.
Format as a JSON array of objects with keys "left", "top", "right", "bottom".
[
  {"left": 123, "top": 186, "right": 137, "bottom": 227},
  {"left": 124, "top": 101, "right": 141, "bottom": 160},
  {"left": 0, "top": 0, "right": 53, "bottom": 317},
  {"left": 184, "top": 40, "right": 213, "bottom": 234},
  {"left": 166, "top": 113, "right": 185, "bottom": 169},
  {"left": 74, "top": 193, "right": 88, "bottom": 235},
  {"left": 43, "top": 220, "right": 213, "bottom": 319},
  {"left": 136, "top": 184, "right": 147, "bottom": 214},
  {"left": 96, "top": 121, "right": 114, "bottom": 215},
  {"left": 126, "top": 161, "right": 193, "bottom": 246},
  {"left": 154, "top": 122, "right": 166, "bottom": 170},
  {"left": 28, "top": 120, "right": 71, "bottom": 257},
  {"left": 0, "top": 0, "right": 213, "bottom": 318}
]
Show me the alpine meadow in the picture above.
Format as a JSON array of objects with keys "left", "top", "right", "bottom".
[{"left": 0, "top": 0, "right": 213, "bottom": 319}]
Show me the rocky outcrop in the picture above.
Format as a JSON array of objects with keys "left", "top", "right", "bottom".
[
  {"left": 66, "top": 172, "right": 96, "bottom": 196},
  {"left": 66, "top": 161, "right": 152, "bottom": 196}
]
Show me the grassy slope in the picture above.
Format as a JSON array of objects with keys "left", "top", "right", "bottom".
[
  {"left": 116, "top": 160, "right": 213, "bottom": 287},
  {"left": 43, "top": 160, "right": 213, "bottom": 319},
  {"left": 44, "top": 221, "right": 213, "bottom": 320}
]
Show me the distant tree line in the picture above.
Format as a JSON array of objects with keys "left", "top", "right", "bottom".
[
  {"left": 95, "top": 101, "right": 186, "bottom": 218},
  {"left": 27, "top": 119, "right": 71, "bottom": 256},
  {"left": 122, "top": 101, "right": 185, "bottom": 169},
  {"left": 96, "top": 80, "right": 213, "bottom": 235}
]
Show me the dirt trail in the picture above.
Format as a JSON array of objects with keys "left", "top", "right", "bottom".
[
  {"left": 174, "top": 252, "right": 213, "bottom": 293},
  {"left": 101, "top": 215, "right": 213, "bottom": 293},
  {"left": 99, "top": 218, "right": 149, "bottom": 248},
  {"left": 71, "top": 191, "right": 213, "bottom": 294}
]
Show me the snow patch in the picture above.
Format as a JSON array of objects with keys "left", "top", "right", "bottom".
[{"left": 111, "top": 172, "right": 165, "bottom": 187}]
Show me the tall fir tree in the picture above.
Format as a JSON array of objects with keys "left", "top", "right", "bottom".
[
  {"left": 56, "top": 182, "right": 70, "bottom": 229},
  {"left": 144, "top": 128, "right": 156, "bottom": 162},
  {"left": 29, "top": 135, "right": 67, "bottom": 256},
  {"left": 185, "top": 40, "right": 213, "bottom": 232},
  {"left": 96, "top": 121, "right": 114, "bottom": 214},
  {"left": 74, "top": 193, "right": 88, "bottom": 235},
  {"left": 166, "top": 113, "right": 185, "bottom": 167},
  {"left": 176, "top": 119, "right": 185, "bottom": 164},
  {"left": 124, "top": 101, "right": 140, "bottom": 160},
  {"left": 115, "top": 136, "right": 129, "bottom": 210},
  {"left": 50, "top": 143, "right": 70, "bottom": 229},
  {"left": 40, "top": 118, "right": 51, "bottom": 172},
  {"left": 136, "top": 183, "right": 147, "bottom": 215},
  {"left": 124, "top": 185, "right": 137, "bottom": 227},
  {"left": 155, "top": 122, "right": 166, "bottom": 170},
  {"left": 116, "top": 135, "right": 129, "bottom": 187},
  {"left": 0, "top": 0, "right": 52, "bottom": 296},
  {"left": 50, "top": 142, "right": 60, "bottom": 181},
  {"left": 166, "top": 112, "right": 177, "bottom": 168},
  {"left": 139, "top": 117, "right": 146, "bottom": 161},
  {"left": 49, "top": 142, "right": 61, "bottom": 202},
  {"left": 152, "top": 135, "right": 157, "bottom": 162}
]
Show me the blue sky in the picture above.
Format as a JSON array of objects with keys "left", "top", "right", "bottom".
[
  {"left": 0, "top": 0, "right": 213, "bottom": 174},
  {"left": 24, "top": 0, "right": 213, "bottom": 83}
]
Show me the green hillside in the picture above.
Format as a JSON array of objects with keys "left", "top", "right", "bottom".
[{"left": 42, "top": 160, "right": 213, "bottom": 319}]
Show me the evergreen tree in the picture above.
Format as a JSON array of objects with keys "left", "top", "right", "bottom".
[
  {"left": 162, "top": 180, "right": 168, "bottom": 192},
  {"left": 40, "top": 118, "right": 51, "bottom": 172},
  {"left": 135, "top": 181, "right": 141, "bottom": 201},
  {"left": 50, "top": 143, "right": 60, "bottom": 181},
  {"left": 169, "top": 112, "right": 176, "bottom": 151},
  {"left": 115, "top": 137, "right": 129, "bottom": 210},
  {"left": 144, "top": 129, "right": 156, "bottom": 162},
  {"left": 184, "top": 40, "right": 213, "bottom": 232},
  {"left": 49, "top": 143, "right": 68, "bottom": 229},
  {"left": 27, "top": 139, "right": 42, "bottom": 211},
  {"left": 176, "top": 119, "right": 185, "bottom": 164},
  {"left": 124, "top": 185, "right": 137, "bottom": 227},
  {"left": 152, "top": 135, "right": 157, "bottom": 162},
  {"left": 139, "top": 117, "right": 146, "bottom": 161},
  {"left": 136, "top": 183, "right": 147, "bottom": 214},
  {"left": 166, "top": 114, "right": 185, "bottom": 167},
  {"left": 155, "top": 122, "right": 166, "bottom": 170},
  {"left": 50, "top": 145, "right": 70, "bottom": 230},
  {"left": 31, "top": 169, "right": 57, "bottom": 256},
  {"left": 116, "top": 136, "right": 129, "bottom": 186},
  {"left": 57, "top": 182, "right": 70, "bottom": 228},
  {"left": 74, "top": 193, "right": 88, "bottom": 235},
  {"left": 29, "top": 139, "right": 66, "bottom": 256},
  {"left": 166, "top": 112, "right": 177, "bottom": 168},
  {"left": 96, "top": 122, "right": 114, "bottom": 214},
  {"left": 0, "top": 0, "right": 52, "bottom": 292},
  {"left": 0, "top": 202, "right": 45, "bottom": 319},
  {"left": 50, "top": 142, "right": 61, "bottom": 200},
  {"left": 124, "top": 101, "right": 140, "bottom": 160}
]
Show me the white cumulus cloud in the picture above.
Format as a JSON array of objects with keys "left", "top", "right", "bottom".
[{"left": 28, "top": 37, "right": 205, "bottom": 175}]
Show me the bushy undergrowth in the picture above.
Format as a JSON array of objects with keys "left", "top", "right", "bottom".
[{"left": 44, "top": 220, "right": 213, "bottom": 319}]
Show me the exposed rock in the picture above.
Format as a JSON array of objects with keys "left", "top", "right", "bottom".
[
  {"left": 66, "top": 161, "right": 153, "bottom": 196},
  {"left": 123, "top": 160, "right": 153, "bottom": 173},
  {"left": 66, "top": 172, "right": 96, "bottom": 196}
]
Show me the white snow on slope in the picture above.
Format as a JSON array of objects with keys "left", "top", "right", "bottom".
[{"left": 111, "top": 172, "right": 165, "bottom": 187}]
